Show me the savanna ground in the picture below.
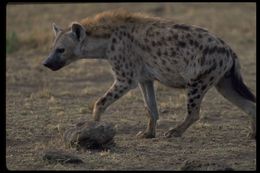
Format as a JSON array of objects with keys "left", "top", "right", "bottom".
[{"left": 6, "top": 3, "right": 256, "bottom": 170}]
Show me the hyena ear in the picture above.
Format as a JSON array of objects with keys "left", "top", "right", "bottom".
[
  {"left": 52, "top": 23, "right": 62, "bottom": 36},
  {"left": 71, "top": 22, "right": 86, "bottom": 42}
]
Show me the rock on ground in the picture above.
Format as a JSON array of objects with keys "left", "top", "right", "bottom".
[
  {"left": 64, "top": 121, "right": 116, "bottom": 150},
  {"left": 180, "top": 159, "right": 234, "bottom": 171},
  {"left": 42, "top": 150, "right": 83, "bottom": 164}
]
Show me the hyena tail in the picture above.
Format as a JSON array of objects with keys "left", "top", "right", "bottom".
[{"left": 228, "top": 53, "right": 256, "bottom": 103}]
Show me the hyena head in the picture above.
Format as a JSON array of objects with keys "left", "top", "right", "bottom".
[{"left": 43, "top": 22, "right": 86, "bottom": 71}]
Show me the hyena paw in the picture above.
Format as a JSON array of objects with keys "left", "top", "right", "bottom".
[
  {"left": 164, "top": 128, "right": 183, "bottom": 138},
  {"left": 136, "top": 130, "right": 155, "bottom": 139}
]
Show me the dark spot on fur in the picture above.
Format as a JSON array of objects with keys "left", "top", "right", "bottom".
[
  {"left": 173, "top": 34, "right": 178, "bottom": 40},
  {"left": 184, "top": 58, "right": 188, "bottom": 65},
  {"left": 201, "top": 84, "right": 207, "bottom": 91},
  {"left": 171, "top": 59, "right": 178, "bottom": 64},
  {"left": 203, "top": 47, "right": 209, "bottom": 56},
  {"left": 126, "top": 33, "right": 130, "bottom": 39},
  {"left": 161, "top": 37, "right": 165, "bottom": 42},
  {"left": 131, "top": 26, "right": 135, "bottom": 33},
  {"left": 191, "top": 82, "right": 198, "bottom": 87},
  {"left": 226, "top": 50, "right": 230, "bottom": 57},
  {"left": 190, "top": 103, "right": 196, "bottom": 108},
  {"left": 209, "top": 76, "right": 214, "bottom": 81},
  {"left": 174, "top": 24, "right": 191, "bottom": 30},
  {"left": 152, "top": 41, "right": 156, "bottom": 47},
  {"left": 171, "top": 50, "right": 176, "bottom": 57},
  {"left": 153, "top": 60, "right": 158, "bottom": 65},
  {"left": 146, "top": 45, "right": 151, "bottom": 51},
  {"left": 112, "top": 38, "right": 117, "bottom": 44},
  {"left": 164, "top": 50, "right": 168, "bottom": 56},
  {"left": 114, "top": 94, "right": 119, "bottom": 99},
  {"left": 157, "top": 41, "right": 162, "bottom": 46},
  {"left": 217, "top": 47, "right": 226, "bottom": 54},
  {"left": 107, "top": 92, "right": 112, "bottom": 97},
  {"left": 209, "top": 46, "right": 217, "bottom": 54},
  {"left": 219, "top": 60, "right": 223, "bottom": 67},
  {"left": 194, "top": 41, "right": 199, "bottom": 47},
  {"left": 190, "top": 88, "right": 198, "bottom": 95},
  {"left": 161, "top": 59, "right": 166, "bottom": 65},
  {"left": 189, "top": 39, "right": 194, "bottom": 45},
  {"left": 111, "top": 44, "right": 115, "bottom": 51},
  {"left": 157, "top": 49, "right": 161, "bottom": 56},
  {"left": 200, "top": 56, "right": 206, "bottom": 65},
  {"left": 128, "top": 79, "right": 132, "bottom": 85},
  {"left": 208, "top": 37, "right": 212, "bottom": 42},
  {"left": 195, "top": 94, "right": 200, "bottom": 99},
  {"left": 114, "top": 65, "right": 120, "bottom": 71},
  {"left": 186, "top": 33, "right": 191, "bottom": 38},
  {"left": 231, "top": 51, "right": 238, "bottom": 59},
  {"left": 178, "top": 41, "right": 186, "bottom": 48},
  {"left": 100, "top": 97, "right": 106, "bottom": 105},
  {"left": 117, "top": 77, "right": 124, "bottom": 83}
]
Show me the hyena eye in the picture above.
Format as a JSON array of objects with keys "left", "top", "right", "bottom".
[{"left": 56, "top": 48, "right": 65, "bottom": 54}]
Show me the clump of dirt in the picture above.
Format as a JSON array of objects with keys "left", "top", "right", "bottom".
[
  {"left": 63, "top": 121, "right": 116, "bottom": 150},
  {"left": 180, "top": 159, "right": 234, "bottom": 171},
  {"left": 42, "top": 149, "right": 83, "bottom": 164}
]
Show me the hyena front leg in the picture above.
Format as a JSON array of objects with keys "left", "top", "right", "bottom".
[
  {"left": 165, "top": 81, "right": 208, "bottom": 138},
  {"left": 93, "top": 80, "right": 136, "bottom": 121},
  {"left": 136, "top": 80, "right": 159, "bottom": 138}
]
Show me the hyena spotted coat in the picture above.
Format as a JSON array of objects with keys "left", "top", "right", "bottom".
[{"left": 43, "top": 10, "right": 256, "bottom": 139}]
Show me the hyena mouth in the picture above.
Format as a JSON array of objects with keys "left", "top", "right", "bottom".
[{"left": 43, "top": 61, "right": 65, "bottom": 71}]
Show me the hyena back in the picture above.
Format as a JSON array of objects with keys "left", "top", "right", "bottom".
[{"left": 43, "top": 10, "right": 256, "bottom": 139}]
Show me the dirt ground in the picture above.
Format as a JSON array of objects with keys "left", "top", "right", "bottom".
[{"left": 6, "top": 3, "right": 256, "bottom": 170}]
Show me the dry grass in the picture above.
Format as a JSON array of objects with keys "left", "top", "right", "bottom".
[{"left": 6, "top": 3, "right": 256, "bottom": 170}]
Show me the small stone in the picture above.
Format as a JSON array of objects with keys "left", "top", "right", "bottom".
[
  {"left": 42, "top": 150, "right": 83, "bottom": 164},
  {"left": 180, "top": 159, "right": 234, "bottom": 171}
]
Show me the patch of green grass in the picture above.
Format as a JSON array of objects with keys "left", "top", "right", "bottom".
[{"left": 6, "top": 31, "right": 19, "bottom": 54}]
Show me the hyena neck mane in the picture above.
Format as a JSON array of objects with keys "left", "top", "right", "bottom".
[{"left": 79, "top": 9, "right": 161, "bottom": 38}]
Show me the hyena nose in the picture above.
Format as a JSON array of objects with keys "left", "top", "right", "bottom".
[
  {"left": 42, "top": 58, "right": 53, "bottom": 69},
  {"left": 42, "top": 59, "right": 49, "bottom": 67}
]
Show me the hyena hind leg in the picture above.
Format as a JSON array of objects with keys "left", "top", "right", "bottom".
[
  {"left": 165, "top": 82, "right": 209, "bottom": 138},
  {"left": 215, "top": 76, "right": 256, "bottom": 139}
]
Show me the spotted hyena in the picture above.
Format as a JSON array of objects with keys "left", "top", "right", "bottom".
[{"left": 43, "top": 10, "right": 256, "bottom": 139}]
